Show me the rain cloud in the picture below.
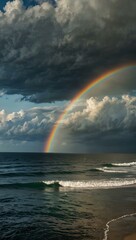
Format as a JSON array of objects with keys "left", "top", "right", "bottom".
[{"left": 0, "top": 0, "right": 135, "bottom": 102}]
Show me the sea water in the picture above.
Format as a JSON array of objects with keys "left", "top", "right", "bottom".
[{"left": 0, "top": 153, "right": 136, "bottom": 240}]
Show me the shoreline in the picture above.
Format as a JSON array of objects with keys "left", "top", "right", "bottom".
[{"left": 124, "top": 233, "right": 136, "bottom": 240}]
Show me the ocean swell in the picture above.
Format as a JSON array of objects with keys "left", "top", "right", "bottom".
[
  {"left": 111, "top": 162, "right": 136, "bottom": 167},
  {"left": 43, "top": 179, "right": 136, "bottom": 189},
  {"left": 90, "top": 168, "right": 127, "bottom": 173},
  {"left": 0, "top": 179, "right": 136, "bottom": 190}
]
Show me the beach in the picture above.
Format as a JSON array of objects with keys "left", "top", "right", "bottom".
[{"left": 124, "top": 233, "right": 136, "bottom": 240}]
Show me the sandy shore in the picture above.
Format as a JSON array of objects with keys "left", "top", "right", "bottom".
[{"left": 124, "top": 233, "right": 136, "bottom": 240}]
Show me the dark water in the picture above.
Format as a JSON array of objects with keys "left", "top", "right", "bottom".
[{"left": 0, "top": 153, "right": 136, "bottom": 240}]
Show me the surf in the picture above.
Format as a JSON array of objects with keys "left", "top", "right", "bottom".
[
  {"left": 1, "top": 179, "right": 136, "bottom": 190},
  {"left": 90, "top": 168, "right": 127, "bottom": 173},
  {"left": 43, "top": 179, "right": 136, "bottom": 189},
  {"left": 111, "top": 162, "right": 136, "bottom": 167},
  {"left": 103, "top": 213, "right": 136, "bottom": 240}
]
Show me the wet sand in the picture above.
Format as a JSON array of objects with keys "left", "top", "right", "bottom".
[{"left": 124, "top": 233, "right": 136, "bottom": 240}]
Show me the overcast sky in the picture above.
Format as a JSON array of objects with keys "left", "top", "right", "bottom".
[{"left": 0, "top": 0, "right": 136, "bottom": 152}]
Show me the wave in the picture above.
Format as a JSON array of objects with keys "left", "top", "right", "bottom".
[
  {"left": 103, "top": 212, "right": 136, "bottom": 240},
  {"left": 1, "top": 179, "right": 136, "bottom": 190},
  {"left": 103, "top": 164, "right": 115, "bottom": 168},
  {"left": 0, "top": 181, "right": 62, "bottom": 190},
  {"left": 43, "top": 179, "right": 136, "bottom": 189},
  {"left": 90, "top": 168, "right": 127, "bottom": 173},
  {"left": 111, "top": 162, "right": 136, "bottom": 167}
]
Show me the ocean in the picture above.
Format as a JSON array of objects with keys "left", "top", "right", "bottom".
[{"left": 0, "top": 153, "right": 136, "bottom": 240}]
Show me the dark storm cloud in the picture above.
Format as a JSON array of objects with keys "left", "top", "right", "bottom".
[
  {"left": 0, "top": 0, "right": 136, "bottom": 102},
  {"left": 61, "top": 95, "right": 136, "bottom": 152},
  {"left": 0, "top": 106, "right": 60, "bottom": 141}
]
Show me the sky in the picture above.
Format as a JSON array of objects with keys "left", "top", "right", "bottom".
[{"left": 0, "top": 0, "right": 136, "bottom": 153}]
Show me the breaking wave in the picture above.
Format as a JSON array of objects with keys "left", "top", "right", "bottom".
[
  {"left": 1, "top": 178, "right": 136, "bottom": 190},
  {"left": 0, "top": 181, "right": 61, "bottom": 190},
  {"left": 43, "top": 179, "right": 136, "bottom": 189},
  {"left": 90, "top": 168, "right": 127, "bottom": 173},
  {"left": 111, "top": 162, "right": 136, "bottom": 167}
]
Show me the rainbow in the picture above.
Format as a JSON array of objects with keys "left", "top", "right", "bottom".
[{"left": 44, "top": 63, "right": 136, "bottom": 153}]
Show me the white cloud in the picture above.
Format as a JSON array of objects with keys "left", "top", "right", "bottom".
[
  {"left": 0, "top": 106, "right": 60, "bottom": 141},
  {"left": 0, "top": 94, "right": 135, "bottom": 152},
  {"left": 63, "top": 95, "right": 136, "bottom": 133}
]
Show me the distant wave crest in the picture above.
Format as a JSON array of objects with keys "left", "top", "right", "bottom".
[
  {"left": 90, "top": 168, "right": 127, "bottom": 173},
  {"left": 111, "top": 162, "right": 136, "bottom": 167}
]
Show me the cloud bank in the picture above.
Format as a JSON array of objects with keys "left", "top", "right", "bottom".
[
  {"left": 0, "top": 94, "right": 135, "bottom": 152},
  {"left": 63, "top": 95, "right": 136, "bottom": 133},
  {"left": 0, "top": 106, "right": 59, "bottom": 142},
  {"left": 58, "top": 95, "right": 136, "bottom": 152},
  {"left": 0, "top": 0, "right": 135, "bottom": 102}
]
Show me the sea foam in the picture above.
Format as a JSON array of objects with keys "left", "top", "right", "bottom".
[
  {"left": 103, "top": 212, "right": 136, "bottom": 240},
  {"left": 43, "top": 179, "right": 136, "bottom": 189},
  {"left": 111, "top": 162, "right": 136, "bottom": 167},
  {"left": 94, "top": 167, "right": 127, "bottom": 173}
]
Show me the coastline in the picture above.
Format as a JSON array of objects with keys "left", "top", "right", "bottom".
[{"left": 124, "top": 233, "right": 136, "bottom": 240}]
